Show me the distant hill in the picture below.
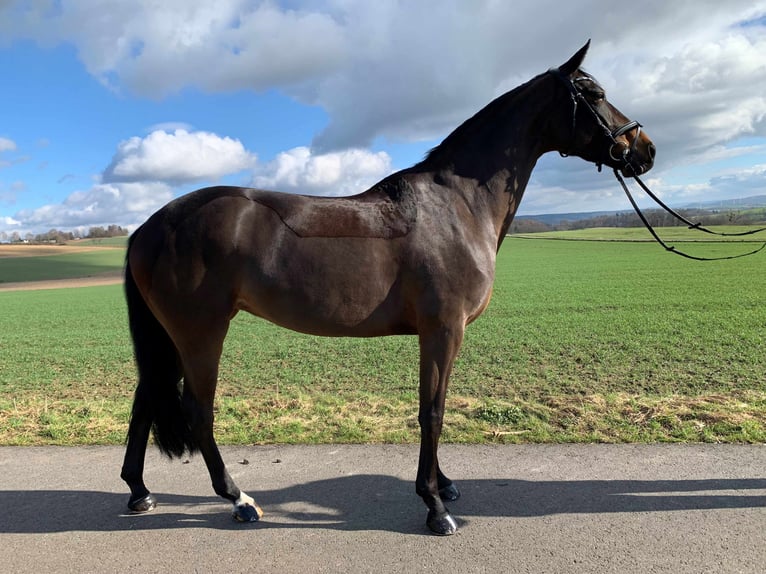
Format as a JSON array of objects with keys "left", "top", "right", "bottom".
[
  {"left": 515, "top": 210, "right": 626, "bottom": 226},
  {"left": 680, "top": 195, "right": 766, "bottom": 210},
  {"left": 517, "top": 195, "right": 766, "bottom": 226}
]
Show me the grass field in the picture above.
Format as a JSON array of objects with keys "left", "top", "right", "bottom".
[
  {"left": 0, "top": 248, "right": 124, "bottom": 283},
  {"left": 71, "top": 236, "right": 129, "bottom": 248},
  {"left": 514, "top": 224, "right": 766, "bottom": 242},
  {"left": 0, "top": 230, "right": 764, "bottom": 446}
]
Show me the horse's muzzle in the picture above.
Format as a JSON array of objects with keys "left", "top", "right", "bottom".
[{"left": 616, "top": 139, "right": 655, "bottom": 177}]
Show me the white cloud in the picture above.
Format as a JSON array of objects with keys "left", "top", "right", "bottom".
[
  {"left": 609, "top": 31, "right": 766, "bottom": 167},
  {"left": 146, "top": 122, "right": 194, "bottom": 134},
  {"left": 3, "top": 1, "right": 766, "bottom": 222},
  {"left": 696, "top": 97, "right": 766, "bottom": 142},
  {"left": 252, "top": 147, "right": 393, "bottom": 196},
  {"left": 0, "top": 137, "right": 16, "bottom": 153},
  {"left": 103, "top": 129, "right": 256, "bottom": 184},
  {"left": 3, "top": 144, "right": 393, "bottom": 234},
  {"left": 521, "top": 156, "right": 766, "bottom": 216},
  {"left": 3, "top": 0, "right": 347, "bottom": 96},
  {"left": 8, "top": 0, "right": 766, "bottom": 158},
  {"left": 3, "top": 127, "right": 259, "bottom": 234},
  {"left": 14, "top": 181, "right": 173, "bottom": 230}
]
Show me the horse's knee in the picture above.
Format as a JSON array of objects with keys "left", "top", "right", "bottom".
[{"left": 418, "top": 408, "right": 444, "bottom": 434}]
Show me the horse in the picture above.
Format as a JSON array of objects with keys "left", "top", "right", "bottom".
[{"left": 120, "top": 41, "right": 655, "bottom": 536}]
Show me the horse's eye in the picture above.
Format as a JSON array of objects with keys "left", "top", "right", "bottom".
[{"left": 591, "top": 91, "right": 605, "bottom": 102}]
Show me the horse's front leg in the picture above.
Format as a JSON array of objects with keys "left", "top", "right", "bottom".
[{"left": 416, "top": 323, "right": 464, "bottom": 535}]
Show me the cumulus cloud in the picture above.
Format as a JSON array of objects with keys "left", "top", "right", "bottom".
[
  {"left": 3, "top": 1, "right": 766, "bottom": 224},
  {"left": 1, "top": 124, "right": 397, "bottom": 233},
  {"left": 7, "top": 1, "right": 766, "bottom": 158},
  {"left": 252, "top": 147, "right": 393, "bottom": 196},
  {"left": 14, "top": 181, "right": 174, "bottom": 231},
  {"left": 2, "top": 0, "right": 347, "bottom": 96},
  {"left": 103, "top": 129, "right": 256, "bottom": 184},
  {"left": 145, "top": 122, "right": 194, "bottom": 134},
  {"left": 3, "top": 127, "right": 259, "bottom": 234}
]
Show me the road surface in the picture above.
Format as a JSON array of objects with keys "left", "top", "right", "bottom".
[{"left": 0, "top": 444, "right": 764, "bottom": 573}]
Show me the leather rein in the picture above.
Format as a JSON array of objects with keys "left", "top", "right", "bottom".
[{"left": 549, "top": 68, "right": 766, "bottom": 261}]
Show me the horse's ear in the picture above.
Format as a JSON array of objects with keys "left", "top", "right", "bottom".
[{"left": 558, "top": 40, "right": 591, "bottom": 76}]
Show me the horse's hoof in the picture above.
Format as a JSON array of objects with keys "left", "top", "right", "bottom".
[
  {"left": 232, "top": 502, "right": 264, "bottom": 523},
  {"left": 427, "top": 509, "right": 458, "bottom": 536},
  {"left": 439, "top": 483, "right": 461, "bottom": 501},
  {"left": 128, "top": 493, "right": 157, "bottom": 513}
]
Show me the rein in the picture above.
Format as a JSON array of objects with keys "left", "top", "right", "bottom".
[
  {"left": 613, "top": 169, "right": 766, "bottom": 261},
  {"left": 548, "top": 68, "right": 766, "bottom": 261}
]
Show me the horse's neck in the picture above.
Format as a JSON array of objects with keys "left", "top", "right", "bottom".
[
  {"left": 436, "top": 131, "right": 544, "bottom": 248},
  {"left": 417, "top": 81, "right": 553, "bottom": 247}
]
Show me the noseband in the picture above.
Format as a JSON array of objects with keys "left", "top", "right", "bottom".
[{"left": 548, "top": 67, "right": 642, "bottom": 171}]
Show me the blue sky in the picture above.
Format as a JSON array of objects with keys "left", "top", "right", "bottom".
[{"left": 1, "top": 1, "right": 766, "bottom": 237}]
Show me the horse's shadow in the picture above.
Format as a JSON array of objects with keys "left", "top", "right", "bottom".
[{"left": 1, "top": 475, "right": 764, "bottom": 535}]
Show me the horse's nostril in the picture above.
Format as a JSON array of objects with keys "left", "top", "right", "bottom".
[{"left": 647, "top": 143, "right": 656, "bottom": 160}]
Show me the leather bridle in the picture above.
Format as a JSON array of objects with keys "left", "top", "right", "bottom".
[
  {"left": 548, "top": 67, "right": 766, "bottom": 261},
  {"left": 548, "top": 67, "right": 643, "bottom": 172}
]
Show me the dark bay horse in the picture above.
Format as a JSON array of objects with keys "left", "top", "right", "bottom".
[{"left": 121, "top": 41, "right": 655, "bottom": 535}]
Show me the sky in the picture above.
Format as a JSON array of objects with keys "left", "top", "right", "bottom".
[{"left": 1, "top": 0, "right": 766, "bottom": 237}]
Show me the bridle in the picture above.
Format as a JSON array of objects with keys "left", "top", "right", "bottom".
[
  {"left": 547, "top": 67, "right": 766, "bottom": 261},
  {"left": 548, "top": 67, "right": 643, "bottom": 172}
]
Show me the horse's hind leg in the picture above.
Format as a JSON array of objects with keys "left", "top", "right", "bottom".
[
  {"left": 121, "top": 381, "right": 156, "bottom": 512},
  {"left": 179, "top": 342, "right": 263, "bottom": 522}
]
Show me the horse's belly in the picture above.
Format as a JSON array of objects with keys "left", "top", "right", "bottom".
[
  {"left": 240, "top": 288, "right": 412, "bottom": 337},
  {"left": 237, "top": 251, "right": 412, "bottom": 337}
]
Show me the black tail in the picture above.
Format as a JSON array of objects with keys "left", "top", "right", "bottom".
[{"left": 125, "top": 233, "right": 197, "bottom": 458}]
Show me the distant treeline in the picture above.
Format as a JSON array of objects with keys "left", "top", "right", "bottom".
[
  {"left": 510, "top": 207, "right": 766, "bottom": 234},
  {"left": 3, "top": 225, "right": 129, "bottom": 244}
]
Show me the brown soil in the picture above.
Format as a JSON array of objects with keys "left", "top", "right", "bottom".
[
  {"left": 0, "top": 270, "right": 124, "bottom": 292},
  {"left": 0, "top": 244, "right": 123, "bottom": 258}
]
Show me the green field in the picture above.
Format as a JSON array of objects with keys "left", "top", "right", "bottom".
[
  {"left": 514, "top": 224, "right": 766, "bottom": 242},
  {"left": 0, "top": 249, "right": 125, "bottom": 283},
  {"left": 71, "top": 236, "right": 129, "bottom": 248},
  {"left": 0, "top": 231, "right": 764, "bottom": 445}
]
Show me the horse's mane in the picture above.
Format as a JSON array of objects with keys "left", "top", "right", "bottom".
[{"left": 418, "top": 74, "right": 543, "bottom": 168}]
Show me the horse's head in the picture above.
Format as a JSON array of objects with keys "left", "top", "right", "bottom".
[{"left": 548, "top": 41, "right": 655, "bottom": 176}]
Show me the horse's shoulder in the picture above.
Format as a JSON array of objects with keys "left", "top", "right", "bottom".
[{"left": 245, "top": 179, "right": 417, "bottom": 239}]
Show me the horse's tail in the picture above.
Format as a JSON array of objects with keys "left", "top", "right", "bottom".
[{"left": 125, "top": 231, "right": 197, "bottom": 458}]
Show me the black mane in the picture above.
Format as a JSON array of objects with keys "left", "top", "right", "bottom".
[{"left": 417, "top": 75, "right": 543, "bottom": 168}]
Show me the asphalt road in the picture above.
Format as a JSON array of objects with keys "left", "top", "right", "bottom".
[{"left": 1, "top": 444, "right": 764, "bottom": 573}]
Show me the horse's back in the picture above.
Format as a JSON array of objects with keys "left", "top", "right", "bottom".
[{"left": 243, "top": 178, "right": 417, "bottom": 239}]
